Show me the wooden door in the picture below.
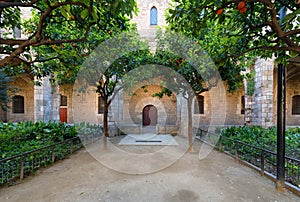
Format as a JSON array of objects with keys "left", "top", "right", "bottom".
[
  {"left": 143, "top": 105, "right": 157, "bottom": 126},
  {"left": 60, "top": 108, "right": 67, "bottom": 123}
]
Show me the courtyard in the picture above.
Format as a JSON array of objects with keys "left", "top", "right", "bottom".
[
  {"left": 0, "top": 140, "right": 299, "bottom": 202},
  {"left": 0, "top": 0, "right": 300, "bottom": 201}
]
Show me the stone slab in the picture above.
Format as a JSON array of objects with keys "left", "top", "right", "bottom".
[{"left": 118, "top": 134, "right": 179, "bottom": 146}]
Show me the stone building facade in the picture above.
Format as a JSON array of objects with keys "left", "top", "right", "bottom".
[{"left": 1, "top": 0, "right": 299, "bottom": 133}]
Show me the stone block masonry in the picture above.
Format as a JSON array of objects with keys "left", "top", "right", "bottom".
[
  {"left": 251, "top": 58, "right": 275, "bottom": 127},
  {"left": 34, "top": 76, "right": 60, "bottom": 122}
]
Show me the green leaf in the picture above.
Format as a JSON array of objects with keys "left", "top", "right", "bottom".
[
  {"left": 282, "top": 8, "right": 300, "bottom": 24},
  {"left": 60, "top": 7, "right": 69, "bottom": 20},
  {"left": 81, "top": 9, "right": 89, "bottom": 19},
  {"left": 91, "top": 10, "right": 98, "bottom": 21}
]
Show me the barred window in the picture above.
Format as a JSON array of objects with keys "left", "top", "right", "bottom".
[
  {"left": 292, "top": 95, "right": 300, "bottom": 115},
  {"left": 98, "top": 96, "right": 105, "bottom": 114},
  {"left": 60, "top": 95, "right": 67, "bottom": 106},
  {"left": 194, "top": 95, "right": 204, "bottom": 114},
  {"left": 150, "top": 7, "right": 158, "bottom": 25},
  {"left": 12, "top": 95, "right": 24, "bottom": 113},
  {"left": 241, "top": 96, "right": 245, "bottom": 114}
]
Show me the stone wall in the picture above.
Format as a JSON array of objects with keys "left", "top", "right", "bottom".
[
  {"left": 273, "top": 67, "right": 300, "bottom": 126},
  {"left": 132, "top": 0, "right": 170, "bottom": 29},
  {"left": 251, "top": 58, "right": 274, "bottom": 127},
  {"left": 123, "top": 84, "right": 177, "bottom": 125},
  {"left": 34, "top": 76, "right": 60, "bottom": 122},
  {"left": 6, "top": 75, "right": 34, "bottom": 122},
  {"left": 193, "top": 82, "right": 245, "bottom": 129},
  {"left": 131, "top": 0, "right": 171, "bottom": 51},
  {"left": 72, "top": 86, "right": 99, "bottom": 124},
  {"left": 286, "top": 77, "right": 300, "bottom": 125},
  {"left": 0, "top": 109, "right": 7, "bottom": 122}
]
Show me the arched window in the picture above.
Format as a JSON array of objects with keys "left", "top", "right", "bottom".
[
  {"left": 292, "top": 95, "right": 300, "bottom": 115},
  {"left": 60, "top": 95, "right": 67, "bottom": 106},
  {"left": 194, "top": 95, "right": 204, "bottom": 114},
  {"left": 241, "top": 96, "right": 245, "bottom": 114},
  {"left": 150, "top": 7, "right": 158, "bottom": 25},
  {"left": 98, "top": 96, "right": 105, "bottom": 114},
  {"left": 12, "top": 95, "right": 24, "bottom": 113}
]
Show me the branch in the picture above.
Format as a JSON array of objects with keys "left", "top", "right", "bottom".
[
  {"left": 108, "top": 86, "right": 123, "bottom": 106},
  {"left": 284, "top": 29, "right": 300, "bottom": 37},
  {"left": 0, "top": 0, "right": 40, "bottom": 8},
  {"left": 0, "top": 38, "right": 27, "bottom": 45},
  {"left": 31, "top": 56, "right": 59, "bottom": 63},
  {"left": 0, "top": 22, "right": 93, "bottom": 67},
  {"left": 254, "top": 33, "right": 279, "bottom": 44},
  {"left": 32, "top": 38, "right": 86, "bottom": 46},
  {"left": 231, "top": 45, "right": 300, "bottom": 58}
]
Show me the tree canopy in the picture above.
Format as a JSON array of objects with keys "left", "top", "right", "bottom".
[
  {"left": 166, "top": 0, "right": 300, "bottom": 63},
  {"left": 0, "top": 0, "right": 137, "bottom": 109},
  {"left": 0, "top": 0, "right": 137, "bottom": 71}
]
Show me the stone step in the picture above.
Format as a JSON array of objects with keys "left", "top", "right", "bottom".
[{"left": 141, "top": 126, "right": 156, "bottom": 134}]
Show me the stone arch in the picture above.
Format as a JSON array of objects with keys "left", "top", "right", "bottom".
[{"left": 6, "top": 74, "right": 34, "bottom": 122}]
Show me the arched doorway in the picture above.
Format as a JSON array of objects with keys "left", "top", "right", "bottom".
[{"left": 143, "top": 105, "right": 157, "bottom": 126}]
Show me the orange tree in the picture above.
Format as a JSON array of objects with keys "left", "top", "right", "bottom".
[
  {"left": 166, "top": 0, "right": 300, "bottom": 64},
  {"left": 77, "top": 32, "right": 152, "bottom": 137},
  {"left": 166, "top": 0, "right": 300, "bottom": 186},
  {"left": 0, "top": 0, "right": 137, "bottom": 69},
  {"left": 0, "top": 0, "right": 137, "bottom": 110}
]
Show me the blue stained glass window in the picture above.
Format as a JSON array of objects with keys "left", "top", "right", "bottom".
[{"left": 150, "top": 7, "right": 158, "bottom": 25}]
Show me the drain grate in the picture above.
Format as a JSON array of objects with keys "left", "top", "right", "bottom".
[{"left": 135, "top": 140, "right": 162, "bottom": 143}]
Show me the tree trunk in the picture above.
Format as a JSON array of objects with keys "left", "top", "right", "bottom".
[
  {"left": 103, "top": 101, "right": 109, "bottom": 137},
  {"left": 102, "top": 98, "right": 109, "bottom": 150},
  {"left": 187, "top": 96, "right": 194, "bottom": 153}
]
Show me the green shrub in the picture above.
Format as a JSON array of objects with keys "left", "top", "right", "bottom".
[
  {"left": 220, "top": 126, "right": 299, "bottom": 159},
  {"left": 0, "top": 121, "right": 78, "bottom": 159}
]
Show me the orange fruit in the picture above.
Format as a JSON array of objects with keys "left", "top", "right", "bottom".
[
  {"left": 237, "top": 1, "right": 246, "bottom": 10},
  {"left": 216, "top": 8, "right": 223, "bottom": 15},
  {"left": 240, "top": 7, "right": 247, "bottom": 14}
]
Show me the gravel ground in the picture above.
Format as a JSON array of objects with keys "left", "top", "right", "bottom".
[{"left": 0, "top": 139, "right": 299, "bottom": 202}]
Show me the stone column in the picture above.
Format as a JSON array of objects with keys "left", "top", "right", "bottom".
[
  {"left": 178, "top": 94, "right": 188, "bottom": 137},
  {"left": 34, "top": 76, "right": 60, "bottom": 122},
  {"left": 252, "top": 58, "right": 274, "bottom": 127}
]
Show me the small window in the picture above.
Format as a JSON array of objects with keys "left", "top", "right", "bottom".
[
  {"left": 98, "top": 96, "right": 105, "bottom": 114},
  {"left": 292, "top": 95, "right": 300, "bottom": 115},
  {"left": 194, "top": 95, "right": 204, "bottom": 114},
  {"left": 13, "top": 27, "right": 21, "bottom": 38},
  {"left": 150, "top": 7, "right": 158, "bottom": 25},
  {"left": 12, "top": 95, "right": 24, "bottom": 113},
  {"left": 60, "top": 95, "right": 67, "bottom": 106},
  {"left": 241, "top": 96, "right": 245, "bottom": 114}
]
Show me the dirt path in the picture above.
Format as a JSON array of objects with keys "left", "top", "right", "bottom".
[{"left": 0, "top": 140, "right": 299, "bottom": 202}]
